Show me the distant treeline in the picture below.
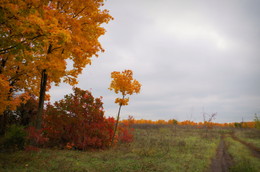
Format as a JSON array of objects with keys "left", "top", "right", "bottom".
[{"left": 120, "top": 118, "right": 260, "bottom": 129}]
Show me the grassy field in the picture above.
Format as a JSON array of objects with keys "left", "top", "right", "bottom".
[
  {"left": 233, "top": 129, "right": 260, "bottom": 149},
  {"left": 0, "top": 126, "right": 259, "bottom": 172},
  {"left": 224, "top": 134, "right": 260, "bottom": 172}
]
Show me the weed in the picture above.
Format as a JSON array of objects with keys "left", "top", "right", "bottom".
[{"left": 0, "top": 125, "right": 26, "bottom": 152}]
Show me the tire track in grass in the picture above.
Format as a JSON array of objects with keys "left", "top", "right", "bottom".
[
  {"left": 209, "top": 134, "right": 233, "bottom": 172},
  {"left": 230, "top": 133, "right": 260, "bottom": 159}
]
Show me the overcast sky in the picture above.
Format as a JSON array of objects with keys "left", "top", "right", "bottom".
[{"left": 50, "top": 0, "right": 260, "bottom": 123}]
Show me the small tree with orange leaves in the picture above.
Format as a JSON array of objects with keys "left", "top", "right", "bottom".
[{"left": 109, "top": 70, "right": 141, "bottom": 144}]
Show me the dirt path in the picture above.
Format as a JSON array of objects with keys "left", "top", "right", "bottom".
[
  {"left": 209, "top": 135, "right": 233, "bottom": 172},
  {"left": 230, "top": 133, "right": 260, "bottom": 159},
  {"left": 209, "top": 132, "right": 260, "bottom": 172}
]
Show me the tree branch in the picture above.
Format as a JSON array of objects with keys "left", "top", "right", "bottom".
[
  {"left": 73, "top": 6, "right": 87, "bottom": 18},
  {"left": 0, "top": 35, "right": 44, "bottom": 54}
]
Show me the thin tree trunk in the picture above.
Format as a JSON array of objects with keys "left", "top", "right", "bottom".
[{"left": 111, "top": 104, "right": 122, "bottom": 144}]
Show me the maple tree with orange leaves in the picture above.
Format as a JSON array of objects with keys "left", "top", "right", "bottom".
[
  {"left": 0, "top": 0, "right": 112, "bottom": 131},
  {"left": 109, "top": 70, "right": 141, "bottom": 144}
]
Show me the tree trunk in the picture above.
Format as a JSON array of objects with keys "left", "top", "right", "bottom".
[
  {"left": 111, "top": 104, "right": 122, "bottom": 144},
  {"left": 35, "top": 44, "right": 52, "bottom": 130},
  {"left": 0, "top": 113, "right": 7, "bottom": 135},
  {"left": 0, "top": 85, "right": 15, "bottom": 135},
  {"left": 36, "top": 69, "right": 47, "bottom": 129}
]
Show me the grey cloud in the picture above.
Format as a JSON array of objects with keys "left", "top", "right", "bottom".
[{"left": 50, "top": 0, "right": 260, "bottom": 123}]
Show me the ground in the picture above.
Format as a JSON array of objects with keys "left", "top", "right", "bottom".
[
  {"left": 210, "top": 134, "right": 233, "bottom": 172},
  {"left": 0, "top": 126, "right": 259, "bottom": 171}
]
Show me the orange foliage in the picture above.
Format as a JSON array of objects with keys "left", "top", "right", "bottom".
[
  {"left": 109, "top": 70, "right": 141, "bottom": 106},
  {"left": 0, "top": 0, "right": 112, "bottom": 113},
  {"left": 121, "top": 118, "right": 257, "bottom": 128},
  {"left": 0, "top": 74, "right": 30, "bottom": 114},
  {"left": 109, "top": 70, "right": 141, "bottom": 144}
]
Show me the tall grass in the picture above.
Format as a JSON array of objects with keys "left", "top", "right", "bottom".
[{"left": 224, "top": 135, "right": 260, "bottom": 172}]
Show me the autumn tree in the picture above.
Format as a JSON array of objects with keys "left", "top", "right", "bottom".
[
  {"left": 0, "top": 0, "right": 41, "bottom": 133},
  {"left": 109, "top": 70, "right": 141, "bottom": 144},
  {"left": 44, "top": 87, "right": 115, "bottom": 150},
  {"left": 0, "top": 0, "right": 112, "bottom": 130}
]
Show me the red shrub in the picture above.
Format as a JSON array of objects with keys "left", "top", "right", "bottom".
[
  {"left": 118, "top": 116, "right": 134, "bottom": 143},
  {"left": 26, "top": 126, "right": 48, "bottom": 146},
  {"left": 43, "top": 87, "right": 115, "bottom": 150},
  {"left": 118, "top": 125, "right": 134, "bottom": 143}
]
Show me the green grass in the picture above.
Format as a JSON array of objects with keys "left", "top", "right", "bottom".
[
  {"left": 2, "top": 127, "right": 259, "bottom": 172},
  {"left": 224, "top": 134, "right": 260, "bottom": 172},
  {"left": 0, "top": 127, "right": 221, "bottom": 172},
  {"left": 233, "top": 129, "right": 260, "bottom": 149}
]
